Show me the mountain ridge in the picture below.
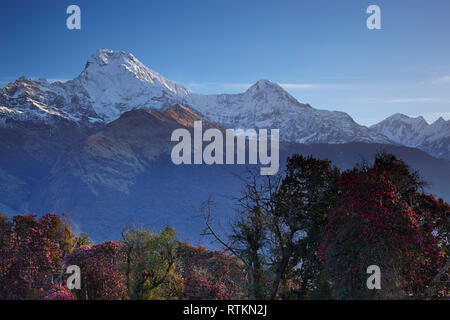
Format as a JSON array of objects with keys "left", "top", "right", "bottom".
[
  {"left": 371, "top": 113, "right": 450, "bottom": 161},
  {"left": 1, "top": 48, "right": 448, "bottom": 160}
]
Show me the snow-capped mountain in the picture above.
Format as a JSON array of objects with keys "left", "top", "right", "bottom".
[
  {"left": 0, "top": 76, "right": 96, "bottom": 124},
  {"left": 78, "top": 50, "right": 191, "bottom": 121},
  {"left": 0, "top": 48, "right": 390, "bottom": 145},
  {"left": 370, "top": 113, "right": 428, "bottom": 147},
  {"left": 188, "top": 80, "right": 389, "bottom": 144},
  {"left": 0, "top": 49, "right": 191, "bottom": 125},
  {"left": 371, "top": 114, "right": 450, "bottom": 161},
  {"left": 0, "top": 48, "right": 448, "bottom": 159}
]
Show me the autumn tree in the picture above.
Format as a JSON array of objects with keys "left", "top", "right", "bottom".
[
  {"left": 64, "top": 241, "right": 127, "bottom": 300},
  {"left": 0, "top": 214, "right": 63, "bottom": 299},
  {"left": 178, "top": 243, "right": 246, "bottom": 300},
  {"left": 372, "top": 152, "right": 426, "bottom": 204},
  {"left": 318, "top": 169, "right": 445, "bottom": 299},
  {"left": 415, "top": 194, "right": 450, "bottom": 298},
  {"left": 362, "top": 153, "right": 449, "bottom": 298},
  {"left": 42, "top": 284, "right": 76, "bottom": 300}
]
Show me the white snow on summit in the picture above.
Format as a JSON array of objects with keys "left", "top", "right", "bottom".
[
  {"left": 77, "top": 49, "right": 191, "bottom": 121},
  {"left": 370, "top": 113, "right": 429, "bottom": 147},
  {"left": 188, "top": 79, "right": 389, "bottom": 144},
  {"left": 1, "top": 48, "right": 448, "bottom": 160},
  {"left": 371, "top": 113, "right": 450, "bottom": 161}
]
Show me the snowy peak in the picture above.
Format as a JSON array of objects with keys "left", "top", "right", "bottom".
[
  {"left": 371, "top": 113, "right": 450, "bottom": 161},
  {"left": 188, "top": 77, "right": 389, "bottom": 145},
  {"left": 1, "top": 48, "right": 448, "bottom": 160},
  {"left": 371, "top": 113, "right": 432, "bottom": 146},
  {"left": 76, "top": 49, "right": 191, "bottom": 121},
  {"left": 0, "top": 76, "right": 94, "bottom": 124},
  {"left": 422, "top": 117, "right": 450, "bottom": 140},
  {"left": 84, "top": 48, "right": 135, "bottom": 68},
  {"left": 390, "top": 113, "right": 428, "bottom": 126},
  {"left": 2, "top": 77, "right": 43, "bottom": 100},
  {"left": 82, "top": 48, "right": 190, "bottom": 96},
  {"left": 187, "top": 77, "right": 310, "bottom": 126},
  {"left": 386, "top": 113, "right": 428, "bottom": 127},
  {"left": 431, "top": 117, "right": 449, "bottom": 128},
  {"left": 0, "top": 49, "right": 390, "bottom": 146},
  {"left": 241, "top": 79, "right": 306, "bottom": 108},
  {"left": 246, "top": 79, "right": 283, "bottom": 93}
]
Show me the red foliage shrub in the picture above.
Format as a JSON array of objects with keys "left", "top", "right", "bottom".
[
  {"left": 42, "top": 284, "right": 76, "bottom": 300},
  {"left": 318, "top": 170, "right": 445, "bottom": 298},
  {"left": 178, "top": 244, "right": 246, "bottom": 300},
  {"left": 64, "top": 241, "right": 127, "bottom": 300},
  {"left": 0, "top": 214, "right": 62, "bottom": 299}
]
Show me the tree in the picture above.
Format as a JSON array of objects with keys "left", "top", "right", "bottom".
[
  {"left": 42, "top": 284, "right": 76, "bottom": 300},
  {"left": 203, "top": 156, "right": 340, "bottom": 299},
  {"left": 416, "top": 194, "right": 450, "bottom": 298},
  {"left": 372, "top": 152, "right": 426, "bottom": 205},
  {"left": 363, "top": 153, "right": 449, "bottom": 298},
  {"left": 120, "top": 226, "right": 182, "bottom": 300},
  {"left": 202, "top": 174, "right": 275, "bottom": 299},
  {"left": 64, "top": 241, "right": 127, "bottom": 300},
  {"left": 0, "top": 214, "right": 63, "bottom": 299},
  {"left": 274, "top": 155, "right": 340, "bottom": 299},
  {"left": 0, "top": 213, "right": 15, "bottom": 299},
  {"left": 59, "top": 213, "right": 93, "bottom": 257},
  {"left": 178, "top": 243, "right": 246, "bottom": 300},
  {"left": 318, "top": 170, "right": 444, "bottom": 299}
]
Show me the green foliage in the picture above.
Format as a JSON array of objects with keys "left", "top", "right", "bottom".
[
  {"left": 230, "top": 205, "right": 268, "bottom": 299},
  {"left": 120, "top": 225, "right": 182, "bottom": 300},
  {"left": 59, "top": 213, "right": 93, "bottom": 256}
]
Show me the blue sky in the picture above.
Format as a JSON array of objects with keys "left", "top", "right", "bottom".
[{"left": 1, "top": 0, "right": 449, "bottom": 125}]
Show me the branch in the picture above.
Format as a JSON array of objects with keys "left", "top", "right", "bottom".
[
  {"left": 427, "top": 256, "right": 450, "bottom": 297},
  {"left": 201, "top": 198, "right": 240, "bottom": 258}
]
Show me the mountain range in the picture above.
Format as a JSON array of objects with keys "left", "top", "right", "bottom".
[
  {"left": 371, "top": 113, "right": 450, "bottom": 161},
  {"left": 1, "top": 49, "right": 449, "bottom": 159},
  {"left": 0, "top": 48, "right": 449, "bottom": 242}
]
